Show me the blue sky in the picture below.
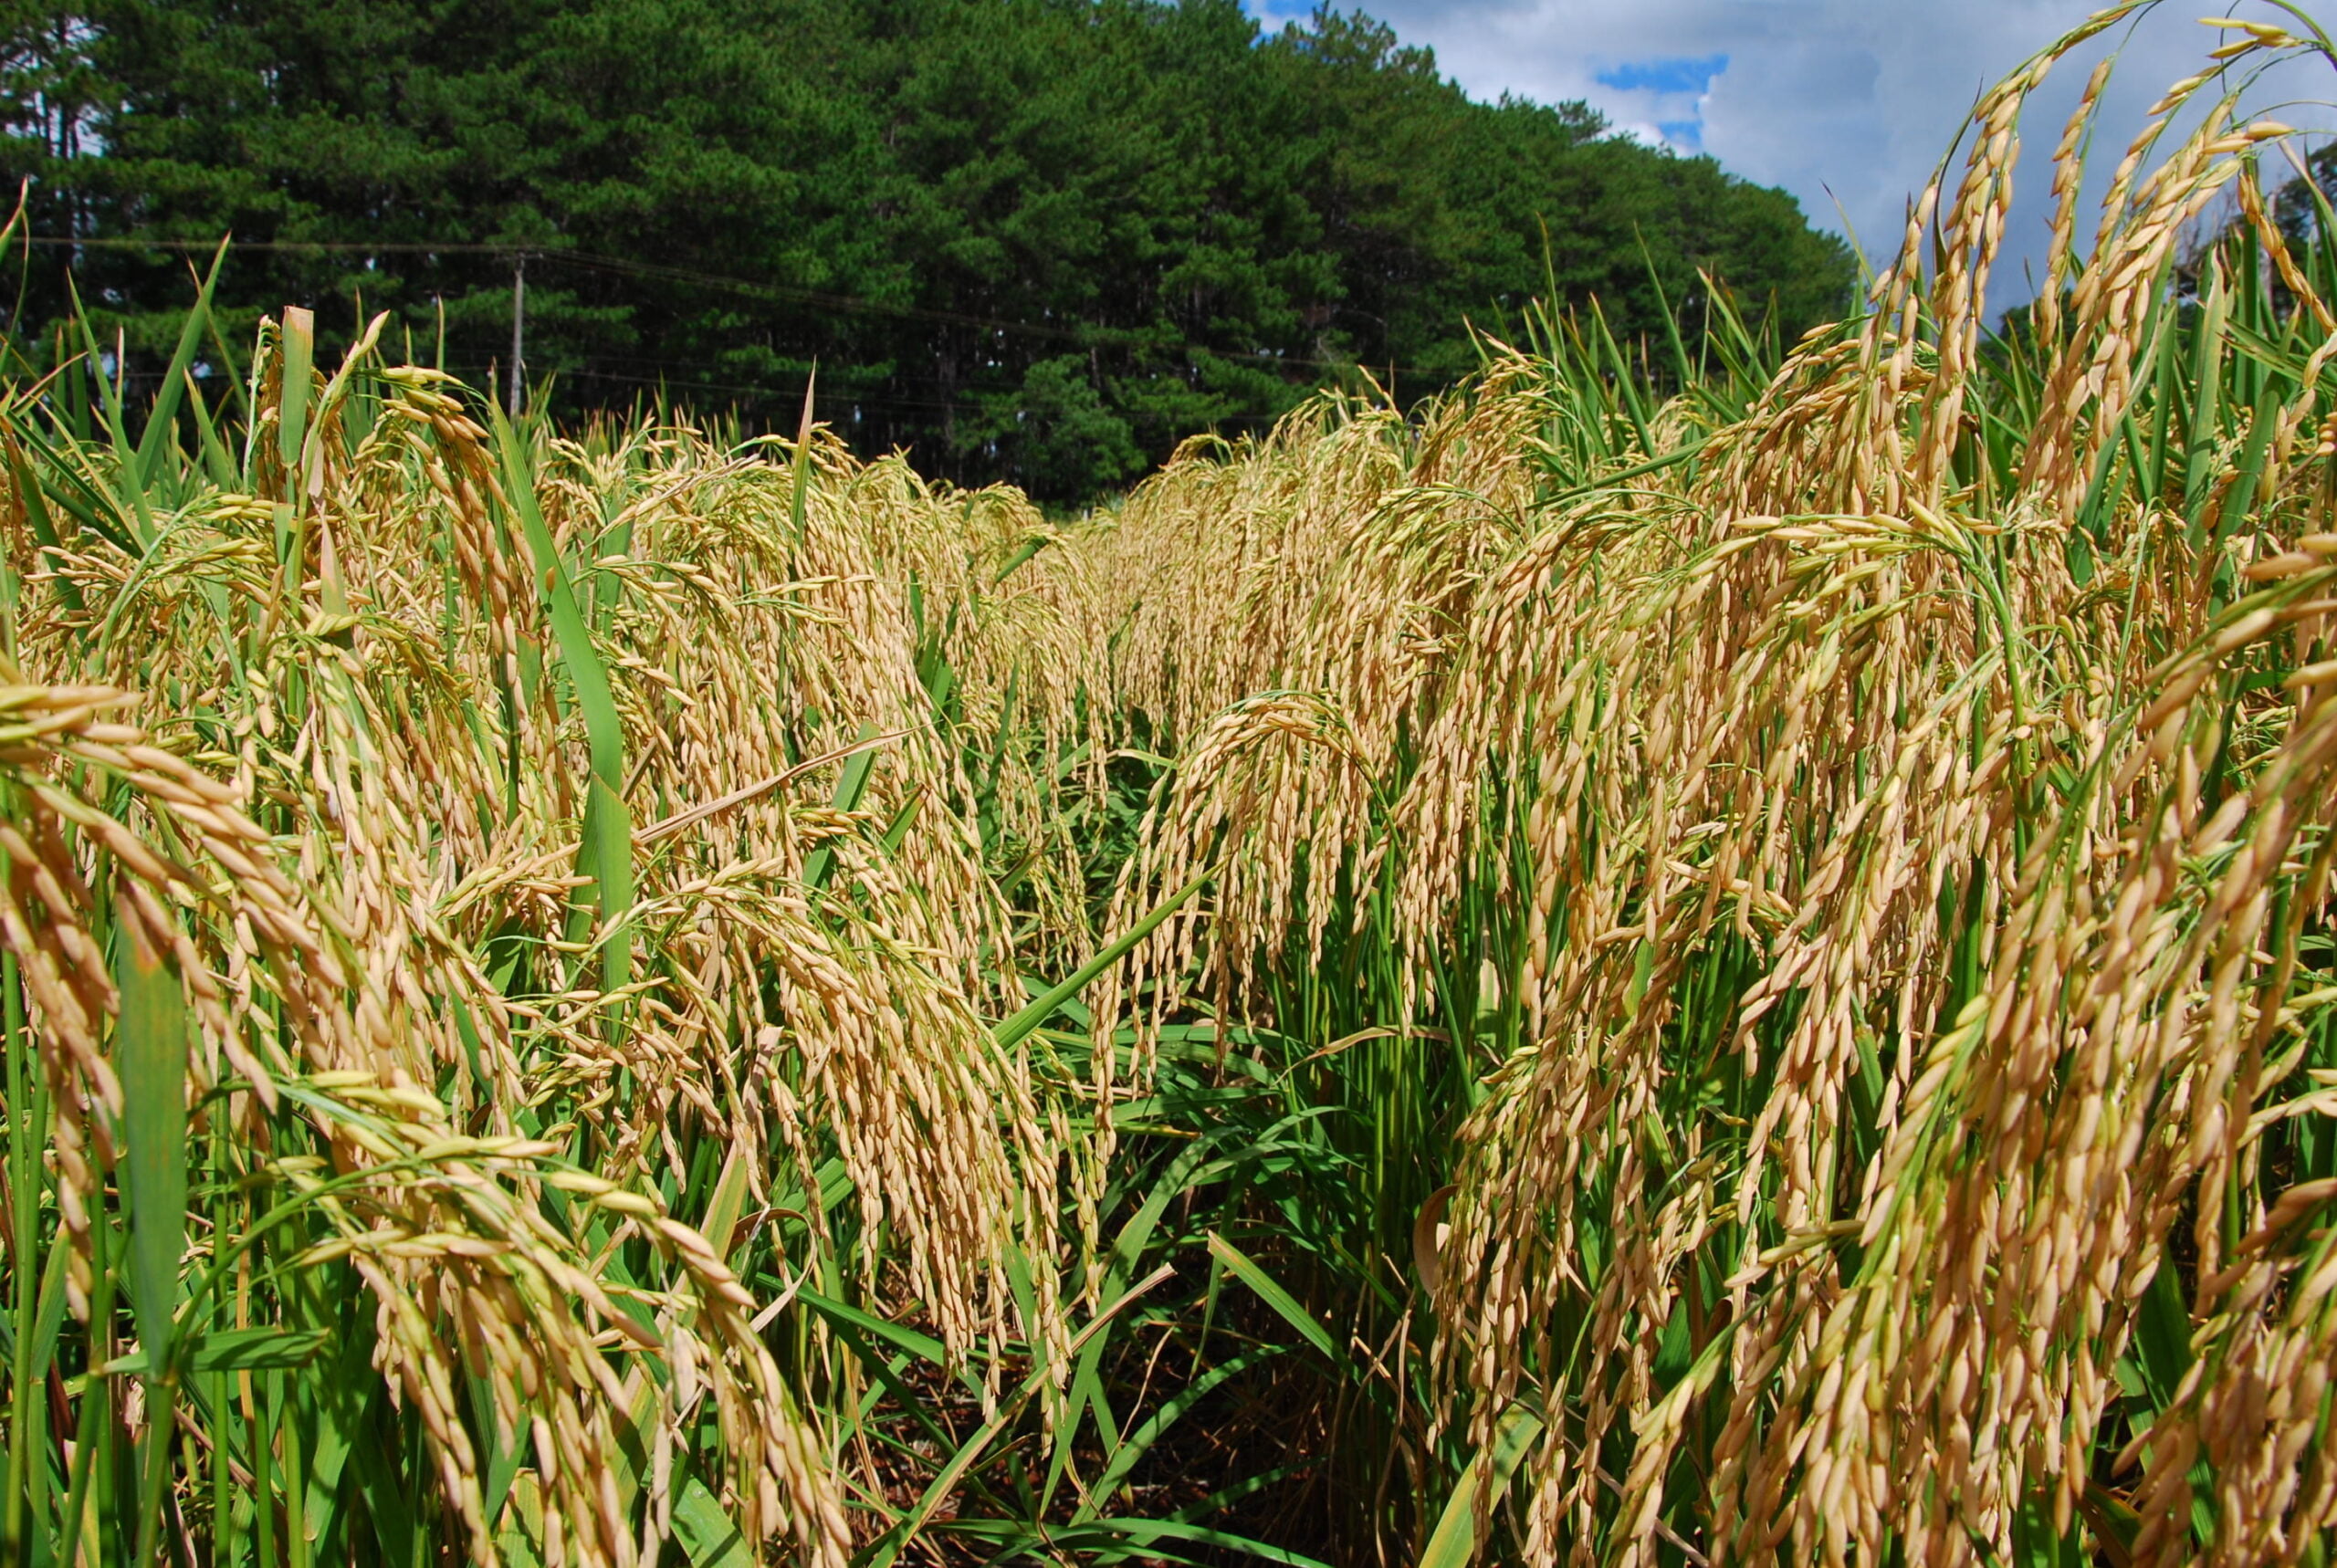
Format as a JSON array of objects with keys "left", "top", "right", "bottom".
[{"left": 1243, "top": 1, "right": 2333, "bottom": 304}]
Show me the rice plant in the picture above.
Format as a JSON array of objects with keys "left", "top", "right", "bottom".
[
  {"left": 1070, "top": 8, "right": 2337, "bottom": 1563},
  {"left": 5, "top": 4, "right": 2337, "bottom": 1566}
]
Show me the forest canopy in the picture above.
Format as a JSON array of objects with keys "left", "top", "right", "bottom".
[{"left": 0, "top": 0, "right": 1858, "bottom": 500}]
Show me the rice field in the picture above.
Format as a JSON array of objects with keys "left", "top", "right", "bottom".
[{"left": 5, "top": 5, "right": 2337, "bottom": 1565}]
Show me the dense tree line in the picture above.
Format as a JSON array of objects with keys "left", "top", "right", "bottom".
[{"left": 0, "top": 0, "right": 1857, "bottom": 500}]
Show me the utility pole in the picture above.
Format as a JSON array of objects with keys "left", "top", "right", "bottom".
[{"left": 508, "top": 254, "right": 526, "bottom": 418}]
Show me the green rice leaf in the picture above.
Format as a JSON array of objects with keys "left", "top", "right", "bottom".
[
  {"left": 494, "top": 412, "right": 634, "bottom": 997},
  {"left": 132, "top": 239, "right": 229, "bottom": 489},
  {"left": 1204, "top": 1232, "right": 1337, "bottom": 1365},
  {"left": 993, "top": 871, "right": 1207, "bottom": 1051},
  {"left": 113, "top": 921, "right": 188, "bottom": 1377},
  {"left": 673, "top": 1477, "right": 752, "bottom": 1568},
  {"left": 1416, "top": 1405, "right": 1542, "bottom": 1568}
]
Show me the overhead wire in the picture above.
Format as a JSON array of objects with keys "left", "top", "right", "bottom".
[{"left": 14, "top": 232, "right": 1417, "bottom": 378}]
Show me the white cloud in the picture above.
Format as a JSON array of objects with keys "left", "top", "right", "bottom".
[{"left": 1248, "top": 0, "right": 2334, "bottom": 308}]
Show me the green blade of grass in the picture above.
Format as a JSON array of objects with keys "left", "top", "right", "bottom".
[
  {"left": 114, "top": 912, "right": 192, "bottom": 1565},
  {"left": 993, "top": 871, "right": 1207, "bottom": 1052},
  {"left": 856, "top": 1264, "right": 1176, "bottom": 1568},
  {"left": 1204, "top": 1231, "right": 1338, "bottom": 1364},
  {"left": 114, "top": 918, "right": 188, "bottom": 1371},
  {"left": 1074, "top": 1346, "right": 1285, "bottom": 1521},
  {"left": 132, "top": 239, "right": 230, "bottom": 489},
  {"left": 789, "top": 366, "right": 817, "bottom": 549},
  {"left": 493, "top": 411, "right": 634, "bottom": 998},
  {"left": 1416, "top": 1405, "right": 1542, "bottom": 1568},
  {"left": 277, "top": 305, "right": 315, "bottom": 485},
  {"left": 673, "top": 1474, "right": 752, "bottom": 1568}
]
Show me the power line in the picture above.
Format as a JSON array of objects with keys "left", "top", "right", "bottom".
[
  {"left": 312, "top": 356, "right": 999, "bottom": 420},
  {"left": 541, "top": 249, "right": 1407, "bottom": 377},
  {"left": 552, "top": 365, "right": 985, "bottom": 417},
  {"left": 12, "top": 232, "right": 1418, "bottom": 378},
  {"left": 16, "top": 236, "right": 508, "bottom": 254},
  {"left": 90, "top": 334, "right": 1186, "bottom": 422}
]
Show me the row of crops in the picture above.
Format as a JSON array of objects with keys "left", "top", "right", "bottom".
[{"left": 5, "top": 5, "right": 2337, "bottom": 1564}]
